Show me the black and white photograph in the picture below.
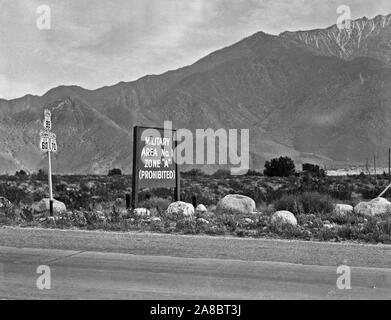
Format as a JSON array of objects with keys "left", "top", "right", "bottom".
[{"left": 0, "top": 0, "right": 391, "bottom": 307}]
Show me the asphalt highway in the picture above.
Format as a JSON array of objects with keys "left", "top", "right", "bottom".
[{"left": 0, "top": 227, "right": 390, "bottom": 299}]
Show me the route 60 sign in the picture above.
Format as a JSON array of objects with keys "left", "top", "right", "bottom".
[{"left": 40, "top": 137, "right": 49, "bottom": 151}]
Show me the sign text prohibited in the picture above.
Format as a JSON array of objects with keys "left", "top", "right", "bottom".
[{"left": 132, "top": 126, "right": 180, "bottom": 208}]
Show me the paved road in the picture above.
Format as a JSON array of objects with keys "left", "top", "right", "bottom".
[{"left": 0, "top": 227, "right": 390, "bottom": 299}]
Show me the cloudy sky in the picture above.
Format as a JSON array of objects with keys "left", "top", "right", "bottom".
[{"left": 1, "top": 0, "right": 391, "bottom": 100}]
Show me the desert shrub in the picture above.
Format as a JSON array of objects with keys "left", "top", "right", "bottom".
[
  {"left": 302, "top": 163, "right": 325, "bottom": 177},
  {"left": 217, "top": 214, "right": 238, "bottom": 232},
  {"left": 269, "top": 222, "right": 307, "bottom": 239},
  {"left": 15, "top": 170, "right": 28, "bottom": 177},
  {"left": 264, "top": 157, "right": 295, "bottom": 177},
  {"left": 318, "top": 227, "right": 338, "bottom": 241},
  {"left": 108, "top": 168, "right": 122, "bottom": 176},
  {"left": 328, "top": 183, "right": 353, "bottom": 201},
  {"left": 36, "top": 169, "right": 47, "bottom": 180},
  {"left": 273, "top": 192, "right": 334, "bottom": 216},
  {"left": 0, "top": 184, "right": 28, "bottom": 204},
  {"left": 359, "top": 216, "right": 391, "bottom": 243},
  {"left": 212, "top": 169, "right": 231, "bottom": 178},
  {"left": 273, "top": 194, "right": 300, "bottom": 215},
  {"left": 245, "top": 170, "right": 262, "bottom": 176},
  {"left": 300, "top": 192, "right": 334, "bottom": 215},
  {"left": 360, "top": 185, "right": 383, "bottom": 200},
  {"left": 20, "top": 206, "right": 34, "bottom": 222},
  {"left": 138, "top": 197, "right": 171, "bottom": 213},
  {"left": 183, "top": 169, "right": 206, "bottom": 177}
]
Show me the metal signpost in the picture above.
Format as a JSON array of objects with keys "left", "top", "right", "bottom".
[
  {"left": 132, "top": 126, "right": 180, "bottom": 209},
  {"left": 39, "top": 110, "right": 57, "bottom": 216}
]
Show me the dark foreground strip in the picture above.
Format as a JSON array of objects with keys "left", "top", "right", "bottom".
[{"left": 0, "top": 300, "right": 386, "bottom": 318}]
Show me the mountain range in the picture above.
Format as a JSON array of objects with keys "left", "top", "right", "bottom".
[{"left": 1, "top": 14, "right": 391, "bottom": 174}]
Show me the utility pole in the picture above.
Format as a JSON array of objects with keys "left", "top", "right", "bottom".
[{"left": 388, "top": 148, "right": 390, "bottom": 184}]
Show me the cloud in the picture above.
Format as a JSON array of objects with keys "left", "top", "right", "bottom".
[{"left": 0, "top": 0, "right": 391, "bottom": 99}]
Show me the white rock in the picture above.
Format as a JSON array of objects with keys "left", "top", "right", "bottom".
[
  {"left": 133, "top": 208, "right": 151, "bottom": 217},
  {"left": 334, "top": 204, "right": 353, "bottom": 217},
  {"left": 167, "top": 201, "right": 195, "bottom": 218},
  {"left": 31, "top": 198, "right": 66, "bottom": 216},
  {"left": 151, "top": 217, "right": 162, "bottom": 223},
  {"left": 0, "top": 197, "right": 12, "bottom": 209},
  {"left": 354, "top": 197, "right": 391, "bottom": 216},
  {"left": 244, "top": 218, "right": 254, "bottom": 224},
  {"left": 196, "top": 204, "right": 207, "bottom": 213},
  {"left": 271, "top": 211, "right": 297, "bottom": 226},
  {"left": 197, "top": 218, "right": 210, "bottom": 224},
  {"left": 216, "top": 194, "right": 256, "bottom": 215}
]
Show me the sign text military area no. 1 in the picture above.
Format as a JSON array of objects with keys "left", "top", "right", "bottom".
[{"left": 132, "top": 126, "right": 180, "bottom": 209}]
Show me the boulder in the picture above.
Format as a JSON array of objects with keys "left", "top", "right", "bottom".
[
  {"left": 354, "top": 197, "right": 391, "bottom": 216},
  {"left": 271, "top": 211, "right": 297, "bottom": 226},
  {"left": 197, "top": 218, "right": 210, "bottom": 224},
  {"left": 196, "top": 204, "right": 207, "bottom": 214},
  {"left": 166, "top": 201, "right": 195, "bottom": 218},
  {"left": 133, "top": 208, "right": 151, "bottom": 217},
  {"left": 0, "top": 197, "right": 12, "bottom": 209},
  {"left": 243, "top": 218, "right": 254, "bottom": 224},
  {"left": 216, "top": 194, "right": 256, "bottom": 215},
  {"left": 31, "top": 198, "right": 66, "bottom": 216},
  {"left": 334, "top": 204, "right": 353, "bottom": 217}
]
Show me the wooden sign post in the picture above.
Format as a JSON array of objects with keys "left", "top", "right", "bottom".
[
  {"left": 132, "top": 126, "right": 180, "bottom": 209},
  {"left": 39, "top": 110, "right": 57, "bottom": 216}
]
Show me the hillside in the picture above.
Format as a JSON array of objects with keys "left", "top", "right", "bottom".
[{"left": 1, "top": 14, "right": 391, "bottom": 174}]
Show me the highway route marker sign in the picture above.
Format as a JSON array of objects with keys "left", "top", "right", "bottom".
[{"left": 39, "top": 109, "right": 58, "bottom": 216}]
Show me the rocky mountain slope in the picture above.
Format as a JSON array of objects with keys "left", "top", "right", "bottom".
[{"left": 1, "top": 14, "right": 391, "bottom": 174}]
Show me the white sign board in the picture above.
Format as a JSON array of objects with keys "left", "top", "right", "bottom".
[
  {"left": 44, "top": 109, "right": 52, "bottom": 130},
  {"left": 40, "top": 130, "right": 56, "bottom": 139},
  {"left": 40, "top": 137, "right": 50, "bottom": 151},
  {"left": 50, "top": 138, "right": 57, "bottom": 152}
]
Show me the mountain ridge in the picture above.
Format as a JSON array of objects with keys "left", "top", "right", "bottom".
[{"left": 1, "top": 13, "right": 391, "bottom": 174}]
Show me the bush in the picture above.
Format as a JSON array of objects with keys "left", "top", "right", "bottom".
[
  {"left": 138, "top": 197, "right": 171, "bottom": 213},
  {"left": 245, "top": 170, "right": 262, "bottom": 177},
  {"left": 273, "top": 194, "right": 300, "bottom": 215},
  {"left": 183, "top": 169, "right": 206, "bottom": 177},
  {"left": 273, "top": 192, "right": 334, "bottom": 216},
  {"left": 212, "top": 169, "right": 231, "bottom": 178},
  {"left": 108, "top": 168, "right": 122, "bottom": 176},
  {"left": 300, "top": 192, "right": 334, "bottom": 215},
  {"left": 264, "top": 157, "right": 295, "bottom": 177},
  {"left": 302, "top": 163, "right": 325, "bottom": 178},
  {"left": 328, "top": 184, "right": 352, "bottom": 201},
  {"left": 15, "top": 170, "right": 27, "bottom": 177}
]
